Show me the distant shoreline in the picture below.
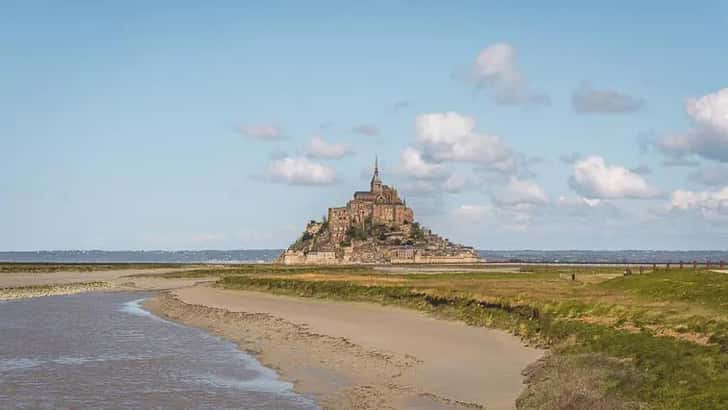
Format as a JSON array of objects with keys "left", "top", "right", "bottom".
[{"left": 3, "top": 249, "right": 728, "bottom": 264}]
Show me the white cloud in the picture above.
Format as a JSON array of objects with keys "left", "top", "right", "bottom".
[
  {"left": 352, "top": 124, "right": 380, "bottom": 136},
  {"left": 572, "top": 84, "right": 644, "bottom": 114},
  {"left": 449, "top": 179, "right": 550, "bottom": 232},
  {"left": 670, "top": 187, "right": 728, "bottom": 221},
  {"left": 441, "top": 173, "right": 469, "bottom": 193},
  {"left": 494, "top": 177, "right": 549, "bottom": 206},
  {"left": 686, "top": 89, "right": 728, "bottom": 134},
  {"left": 671, "top": 187, "right": 728, "bottom": 211},
  {"left": 569, "top": 155, "right": 661, "bottom": 199},
  {"left": 558, "top": 195, "right": 601, "bottom": 208},
  {"left": 553, "top": 196, "right": 626, "bottom": 225},
  {"left": 400, "top": 169, "right": 470, "bottom": 196},
  {"left": 452, "top": 204, "right": 492, "bottom": 222},
  {"left": 400, "top": 180, "right": 440, "bottom": 196},
  {"left": 689, "top": 165, "right": 728, "bottom": 186},
  {"left": 661, "top": 157, "right": 701, "bottom": 167},
  {"left": 656, "top": 88, "right": 728, "bottom": 162},
  {"left": 399, "top": 147, "right": 443, "bottom": 179},
  {"left": 471, "top": 43, "right": 549, "bottom": 106},
  {"left": 629, "top": 164, "right": 651, "bottom": 175},
  {"left": 239, "top": 124, "right": 285, "bottom": 140},
  {"left": 488, "top": 178, "right": 550, "bottom": 230},
  {"left": 305, "top": 136, "right": 352, "bottom": 159},
  {"left": 415, "top": 112, "right": 517, "bottom": 173},
  {"left": 450, "top": 193, "right": 628, "bottom": 236},
  {"left": 452, "top": 202, "right": 535, "bottom": 231},
  {"left": 264, "top": 156, "right": 336, "bottom": 185}
]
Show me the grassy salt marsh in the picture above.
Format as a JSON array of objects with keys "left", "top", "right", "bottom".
[
  {"left": 6, "top": 262, "right": 726, "bottom": 408},
  {"left": 204, "top": 264, "right": 728, "bottom": 409}
]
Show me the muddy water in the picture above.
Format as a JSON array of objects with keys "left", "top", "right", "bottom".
[{"left": 0, "top": 292, "right": 318, "bottom": 409}]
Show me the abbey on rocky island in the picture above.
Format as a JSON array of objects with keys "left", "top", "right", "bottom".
[
  {"left": 278, "top": 159, "right": 480, "bottom": 265},
  {"left": 328, "top": 158, "right": 413, "bottom": 243}
]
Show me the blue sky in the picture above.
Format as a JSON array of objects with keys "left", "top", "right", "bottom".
[{"left": 2, "top": 1, "right": 728, "bottom": 250}]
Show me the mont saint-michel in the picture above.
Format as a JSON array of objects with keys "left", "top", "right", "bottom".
[{"left": 278, "top": 159, "right": 479, "bottom": 264}]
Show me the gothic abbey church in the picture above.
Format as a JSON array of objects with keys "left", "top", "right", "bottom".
[{"left": 328, "top": 159, "right": 414, "bottom": 243}]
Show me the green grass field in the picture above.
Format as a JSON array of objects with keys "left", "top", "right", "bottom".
[{"left": 208, "top": 264, "right": 728, "bottom": 409}]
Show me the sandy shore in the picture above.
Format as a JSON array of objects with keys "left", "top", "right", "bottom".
[
  {"left": 0, "top": 268, "right": 199, "bottom": 287},
  {"left": 0, "top": 281, "right": 114, "bottom": 300},
  {"left": 0, "top": 268, "right": 214, "bottom": 300},
  {"left": 147, "top": 286, "right": 544, "bottom": 409},
  {"left": 3, "top": 269, "right": 545, "bottom": 408}
]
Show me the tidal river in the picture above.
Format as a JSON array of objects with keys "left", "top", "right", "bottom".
[{"left": 0, "top": 292, "right": 318, "bottom": 409}]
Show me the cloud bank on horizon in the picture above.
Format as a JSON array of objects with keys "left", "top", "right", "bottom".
[{"left": 2, "top": 2, "right": 727, "bottom": 250}]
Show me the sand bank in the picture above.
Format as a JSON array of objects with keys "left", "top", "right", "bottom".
[
  {"left": 0, "top": 282, "right": 113, "bottom": 301},
  {"left": 0, "top": 268, "right": 215, "bottom": 300},
  {"left": 0, "top": 268, "right": 197, "bottom": 288},
  {"left": 147, "top": 286, "right": 544, "bottom": 409}
]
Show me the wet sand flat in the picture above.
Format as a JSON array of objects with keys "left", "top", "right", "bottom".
[
  {"left": 0, "top": 268, "right": 196, "bottom": 288},
  {"left": 0, "top": 268, "right": 215, "bottom": 300},
  {"left": 153, "top": 286, "right": 544, "bottom": 409}
]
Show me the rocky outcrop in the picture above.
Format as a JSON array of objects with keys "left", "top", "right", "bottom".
[{"left": 277, "top": 220, "right": 479, "bottom": 265}]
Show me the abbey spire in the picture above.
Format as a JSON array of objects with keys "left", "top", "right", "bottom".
[{"left": 370, "top": 156, "right": 383, "bottom": 193}]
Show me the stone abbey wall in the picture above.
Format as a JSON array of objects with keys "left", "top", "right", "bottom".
[
  {"left": 338, "top": 201, "right": 414, "bottom": 232},
  {"left": 394, "top": 205, "right": 414, "bottom": 226},
  {"left": 281, "top": 247, "right": 480, "bottom": 265},
  {"left": 280, "top": 250, "right": 339, "bottom": 265},
  {"left": 328, "top": 207, "right": 350, "bottom": 243},
  {"left": 348, "top": 200, "right": 373, "bottom": 226},
  {"left": 370, "top": 203, "right": 414, "bottom": 227},
  {"left": 372, "top": 204, "right": 394, "bottom": 225}
]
